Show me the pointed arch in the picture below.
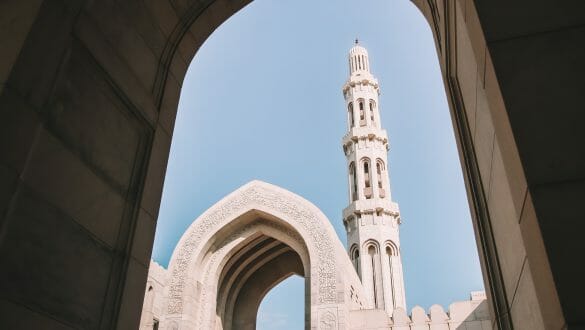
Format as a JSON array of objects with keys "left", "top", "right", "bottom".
[
  {"left": 369, "top": 99, "right": 377, "bottom": 126},
  {"left": 350, "top": 244, "right": 360, "bottom": 277},
  {"left": 384, "top": 240, "right": 399, "bottom": 256},
  {"left": 376, "top": 158, "right": 386, "bottom": 198},
  {"left": 361, "top": 157, "right": 372, "bottom": 199},
  {"left": 383, "top": 240, "right": 401, "bottom": 311},
  {"left": 163, "top": 181, "right": 362, "bottom": 329},
  {"left": 357, "top": 98, "right": 366, "bottom": 126},
  {"left": 349, "top": 161, "right": 357, "bottom": 201},
  {"left": 363, "top": 240, "right": 383, "bottom": 308}
]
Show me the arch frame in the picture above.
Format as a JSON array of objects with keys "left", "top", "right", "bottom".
[
  {"left": 384, "top": 240, "right": 399, "bottom": 257},
  {"left": 194, "top": 219, "right": 307, "bottom": 329},
  {"left": 163, "top": 180, "right": 355, "bottom": 329},
  {"left": 0, "top": 0, "right": 570, "bottom": 329}
]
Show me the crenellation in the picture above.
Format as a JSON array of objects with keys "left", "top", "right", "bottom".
[{"left": 347, "top": 294, "right": 488, "bottom": 329}]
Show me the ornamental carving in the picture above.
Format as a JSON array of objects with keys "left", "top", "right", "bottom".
[
  {"left": 166, "top": 183, "right": 337, "bottom": 314},
  {"left": 319, "top": 311, "right": 337, "bottom": 330}
]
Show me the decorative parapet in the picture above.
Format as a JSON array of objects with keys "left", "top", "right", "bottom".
[
  {"left": 341, "top": 127, "right": 389, "bottom": 147},
  {"left": 388, "top": 292, "right": 490, "bottom": 329},
  {"left": 342, "top": 78, "right": 380, "bottom": 94}
]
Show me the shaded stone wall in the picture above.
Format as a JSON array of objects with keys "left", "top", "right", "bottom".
[
  {"left": 0, "top": 0, "right": 249, "bottom": 328},
  {"left": 0, "top": 0, "right": 582, "bottom": 329},
  {"left": 409, "top": 0, "right": 582, "bottom": 328},
  {"left": 139, "top": 261, "right": 167, "bottom": 329}
]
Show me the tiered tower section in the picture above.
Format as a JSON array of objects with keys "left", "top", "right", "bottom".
[{"left": 342, "top": 41, "right": 407, "bottom": 316}]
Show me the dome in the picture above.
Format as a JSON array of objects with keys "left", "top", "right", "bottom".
[{"left": 349, "top": 42, "right": 369, "bottom": 57}]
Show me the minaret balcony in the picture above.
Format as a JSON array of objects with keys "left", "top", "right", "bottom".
[
  {"left": 343, "top": 199, "right": 400, "bottom": 220},
  {"left": 342, "top": 75, "right": 379, "bottom": 90},
  {"left": 342, "top": 127, "right": 388, "bottom": 146}
]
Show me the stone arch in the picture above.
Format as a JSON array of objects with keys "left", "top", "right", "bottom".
[
  {"left": 196, "top": 219, "right": 308, "bottom": 330},
  {"left": 349, "top": 243, "right": 360, "bottom": 275},
  {"left": 376, "top": 158, "right": 385, "bottom": 171},
  {"left": 0, "top": 0, "right": 574, "bottom": 329},
  {"left": 384, "top": 240, "right": 399, "bottom": 256},
  {"left": 163, "top": 180, "right": 349, "bottom": 329},
  {"left": 347, "top": 101, "right": 355, "bottom": 128},
  {"left": 216, "top": 235, "right": 303, "bottom": 330},
  {"left": 363, "top": 239, "right": 381, "bottom": 252},
  {"left": 349, "top": 243, "right": 360, "bottom": 257}
]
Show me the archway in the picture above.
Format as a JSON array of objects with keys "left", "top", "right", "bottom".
[
  {"left": 217, "top": 234, "right": 304, "bottom": 330},
  {"left": 257, "top": 275, "right": 304, "bottom": 330},
  {"left": 0, "top": 0, "right": 577, "bottom": 329},
  {"left": 161, "top": 180, "right": 365, "bottom": 329}
]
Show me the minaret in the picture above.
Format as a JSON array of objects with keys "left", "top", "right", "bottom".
[{"left": 342, "top": 41, "right": 407, "bottom": 315}]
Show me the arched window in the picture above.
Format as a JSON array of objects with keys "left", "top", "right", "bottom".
[
  {"left": 359, "top": 100, "right": 365, "bottom": 126},
  {"left": 363, "top": 158, "right": 372, "bottom": 199},
  {"left": 349, "top": 162, "right": 357, "bottom": 201},
  {"left": 376, "top": 159, "right": 385, "bottom": 198},
  {"left": 377, "top": 162, "right": 382, "bottom": 185},
  {"left": 369, "top": 100, "right": 376, "bottom": 125},
  {"left": 386, "top": 243, "right": 398, "bottom": 308},
  {"left": 348, "top": 102, "right": 354, "bottom": 128},
  {"left": 364, "top": 162, "right": 370, "bottom": 187},
  {"left": 367, "top": 244, "right": 383, "bottom": 308},
  {"left": 351, "top": 245, "right": 360, "bottom": 277}
]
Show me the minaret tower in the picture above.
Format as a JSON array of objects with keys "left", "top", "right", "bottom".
[{"left": 342, "top": 41, "right": 407, "bottom": 315}]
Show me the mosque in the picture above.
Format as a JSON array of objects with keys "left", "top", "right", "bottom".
[{"left": 139, "top": 42, "right": 490, "bottom": 330}]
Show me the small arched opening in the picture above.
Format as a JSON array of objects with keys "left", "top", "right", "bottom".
[
  {"left": 364, "top": 241, "right": 384, "bottom": 309},
  {"left": 348, "top": 102, "right": 355, "bottom": 128}
]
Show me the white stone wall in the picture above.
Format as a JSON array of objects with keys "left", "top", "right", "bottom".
[
  {"left": 137, "top": 183, "right": 491, "bottom": 330},
  {"left": 139, "top": 260, "right": 168, "bottom": 329},
  {"left": 153, "top": 181, "right": 369, "bottom": 329}
]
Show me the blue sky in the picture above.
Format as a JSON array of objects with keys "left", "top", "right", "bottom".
[{"left": 152, "top": 0, "right": 484, "bottom": 328}]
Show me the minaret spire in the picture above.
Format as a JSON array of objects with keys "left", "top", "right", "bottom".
[{"left": 342, "top": 42, "right": 407, "bottom": 315}]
